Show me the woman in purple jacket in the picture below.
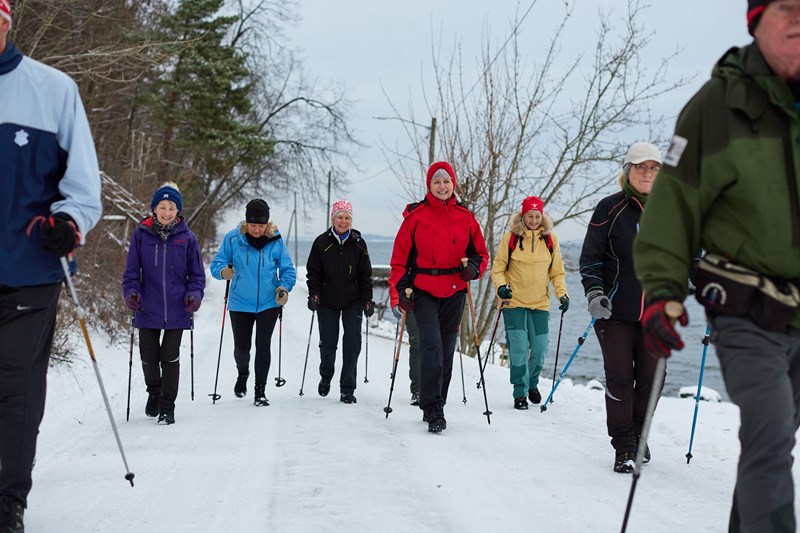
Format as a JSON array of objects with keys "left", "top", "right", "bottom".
[{"left": 122, "top": 183, "right": 206, "bottom": 425}]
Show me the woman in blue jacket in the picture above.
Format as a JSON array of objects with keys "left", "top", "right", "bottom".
[
  {"left": 122, "top": 183, "right": 206, "bottom": 425},
  {"left": 210, "top": 199, "right": 296, "bottom": 407}
]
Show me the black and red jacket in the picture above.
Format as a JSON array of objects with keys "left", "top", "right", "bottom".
[{"left": 579, "top": 191, "right": 645, "bottom": 322}]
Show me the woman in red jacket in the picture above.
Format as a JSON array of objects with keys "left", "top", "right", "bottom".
[{"left": 389, "top": 161, "right": 489, "bottom": 433}]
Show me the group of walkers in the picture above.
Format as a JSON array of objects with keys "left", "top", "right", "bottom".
[{"left": 4, "top": 1, "right": 800, "bottom": 531}]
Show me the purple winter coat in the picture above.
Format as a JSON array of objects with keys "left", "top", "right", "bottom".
[{"left": 122, "top": 217, "right": 206, "bottom": 330}]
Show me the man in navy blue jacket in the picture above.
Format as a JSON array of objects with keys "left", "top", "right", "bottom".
[{"left": 0, "top": 1, "right": 102, "bottom": 529}]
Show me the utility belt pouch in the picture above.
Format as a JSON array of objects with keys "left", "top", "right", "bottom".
[{"left": 694, "top": 253, "right": 800, "bottom": 331}]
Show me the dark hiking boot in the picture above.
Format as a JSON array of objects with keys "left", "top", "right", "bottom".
[
  {"left": 636, "top": 434, "right": 651, "bottom": 464},
  {"left": 425, "top": 403, "right": 446, "bottom": 433},
  {"left": 0, "top": 495, "right": 24, "bottom": 533},
  {"left": 514, "top": 397, "right": 529, "bottom": 410},
  {"left": 234, "top": 370, "right": 249, "bottom": 398},
  {"left": 158, "top": 410, "right": 175, "bottom": 425},
  {"left": 528, "top": 388, "right": 542, "bottom": 405},
  {"left": 253, "top": 384, "right": 269, "bottom": 407},
  {"left": 340, "top": 393, "right": 357, "bottom": 404},
  {"left": 145, "top": 393, "right": 160, "bottom": 417},
  {"left": 318, "top": 377, "right": 331, "bottom": 397},
  {"left": 614, "top": 451, "right": 635, "bottom": 474},
  {"left": 410, "top": 392, "right": 420, "bottom": 406}
]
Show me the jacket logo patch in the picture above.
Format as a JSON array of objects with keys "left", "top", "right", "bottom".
[
  {"left": 14, "top": 129, "right": 29, "bottom": 147},
  {"left": 664, "top": 135, "right": 687, "bottom": 167}
]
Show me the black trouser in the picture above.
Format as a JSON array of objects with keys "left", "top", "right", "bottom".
[
  {"left": 317, "top": 304, "right": 362, "bottom": 395},
  {"left": 414, "top": 290, "right": 466, "bottom": 411},
  {"left": 594, "top": 319, "right": 664, "bottom": 453},
  {"left": 0, "top": 282, "right": 61, "bottom": 507},
  {"left": 406, "top": 310, "right": 421, "bottom": 395},
  {"left": 138, "top": 328, "right": 183, "bottom": 412},
  {"left": 229, "top": 307, "right": 280, "bottom": 387}
]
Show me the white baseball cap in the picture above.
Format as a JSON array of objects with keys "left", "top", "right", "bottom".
[{"left": 624, "top": 142, "right": 662, "bottom": 165}]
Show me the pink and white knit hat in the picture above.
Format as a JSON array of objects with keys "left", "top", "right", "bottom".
[
  {"left": 0, "top": 0, "right": 10, "bottom": 24},
  {"left": 330, "top": 199, "right": 353, "bottom": 219}
]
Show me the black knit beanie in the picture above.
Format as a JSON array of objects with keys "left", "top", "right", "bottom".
[
  {"left": 245, "top": 199, "right": 270, "bottom": 224},
  {"left": 748, "top": 0, "right": 774, "bottom": 35}
]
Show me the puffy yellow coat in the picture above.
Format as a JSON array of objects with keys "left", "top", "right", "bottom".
[{"left": 490, "top": 212, "right": 568, "bottom": 311}]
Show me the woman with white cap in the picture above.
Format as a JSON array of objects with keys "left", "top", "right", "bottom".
[
  {"left": 578, "top": 142, "right": 664, "bottom": 473},
  {"left": 306, "top": 200, "right": 374, "bottom": 404}
]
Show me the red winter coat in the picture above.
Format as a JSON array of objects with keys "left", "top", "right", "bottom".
[{"left": 389, "top": 162, "right": 489, "bottom": 306}]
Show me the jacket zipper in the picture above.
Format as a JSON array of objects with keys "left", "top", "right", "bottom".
[{"left": 161, "top": 241, "right": 168, "bottom": 324}]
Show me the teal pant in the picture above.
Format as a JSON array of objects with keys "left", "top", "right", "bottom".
[{"left": 503, "top": 308, "right": 550, "bottom": 398}]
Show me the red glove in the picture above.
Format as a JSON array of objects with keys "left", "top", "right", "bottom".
[{"left": 642, "top": 300, "right": 688, "bottom": 358}]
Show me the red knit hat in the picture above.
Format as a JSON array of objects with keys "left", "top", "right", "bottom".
[
  {"left": 0, "top": 0, "right": 10, "bottom": 24},
  {"left": 426, "top": 161, "right": 457, "bottom": 191},
  {"left": 747, "top": 0, "right": 774, "bottom": 35},
  {"left": 521, "top": 196, "right": 544, "bottom": 215}
]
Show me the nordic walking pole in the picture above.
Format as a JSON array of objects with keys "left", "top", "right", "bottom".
[
  {"left": 620, "top": 302, "right": 681, "bottom": 533},
  {"left": 477, "top": 300, "right": 507, "bottom": 389},
  {"left": 384, "top": 293, "right": 410, "bottom": 418},
  {"left": 209, "top": 266, "right": 231, "bottom": 404},
  {"left": 364, "top": 314, "right": 369, "bottom": 383},
  {"left": 126, "top": 315, "right": 134, "bottom": 422},
  {"left": 459, "top": 348, "right": 467, "bottom": 404},
  {"left": 275, "top": 307, "right": 286, "bottom": 387},
  {"left": 548, "top": 309, "right": 567, "bottom": 403},
  {"left": 686, "top": 325, "right": 711, "bottom": 464},
  {"left": 462, "top": 259, "right": 492, "bottom": 424},
  {"left": 189, "top": 313, "right": 195, "bottom": 400},
  {"left": 299, "top": 310, "right": 316, "bottom": 396},
  {"left": 391, "top": 318, "right": 400, "bottom": 372},
  {"left": 541, "top": 318, "right": 596, "bottom": 411},
  {"left": 60, "top": 257, "right": 135, "bottom": 487}
]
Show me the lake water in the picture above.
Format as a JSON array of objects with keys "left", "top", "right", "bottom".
[{"left": 287, "top": 237, "right": 726, "bottom": 401}]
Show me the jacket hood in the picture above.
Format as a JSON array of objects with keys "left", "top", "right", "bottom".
[
  {"left": 237, "top": 220, "right": 278, "bottom": 238},
  {"left": 712, "top": 43, "right": 772, "bottom": 84},
  {"left": 509, "top": 211, "right": 553, "bottom": 237}
]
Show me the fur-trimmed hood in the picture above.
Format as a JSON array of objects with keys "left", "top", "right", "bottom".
[
  {"left": 237, "top": 220, "right": 277, "bottom": 238},
  {"left": 509, "top": 211, "right": 554, "bottom": 237}
]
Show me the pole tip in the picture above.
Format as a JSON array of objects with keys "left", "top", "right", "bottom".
[{"left": 125, "top": 472, "right": 135, "bottom": 487}]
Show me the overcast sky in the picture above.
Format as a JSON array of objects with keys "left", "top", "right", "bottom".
[{"left": 268, "top": 0, "right": 751, "bottom": 240}]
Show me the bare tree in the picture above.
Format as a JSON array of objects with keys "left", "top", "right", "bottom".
[{"left": 381, "top": 0, "right": 691, "bottom": 350}]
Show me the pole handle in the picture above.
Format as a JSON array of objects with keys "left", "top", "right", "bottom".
[{"left": 665, "top": 301, "right": 684, "bottom": 321}]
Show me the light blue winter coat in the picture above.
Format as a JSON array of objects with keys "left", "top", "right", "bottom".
[{"left": 210, "top": 222, "right": 296, "bottom": 313}]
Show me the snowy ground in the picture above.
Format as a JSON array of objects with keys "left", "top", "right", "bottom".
[{"left": 25, "top": 269, "right": 797, "bottom": 532}]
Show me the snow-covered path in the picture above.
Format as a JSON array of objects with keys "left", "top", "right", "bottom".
[{"left": 24, "top": 269, "right": 774, "bottom": 532}]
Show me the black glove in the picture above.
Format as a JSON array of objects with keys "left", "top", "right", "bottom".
[
  {"left": 40, "top": 213, "right": 80, "bottom": 256},
  {"left": 559, "top": 295, "right": 570, "bottom": 312},
  {"left": 364, "top": 300, "right": 375, "bottom": 317},
  {"left": 497, "top": 284, "right": 513, "bottom": 300},
  {"left": 459, "top": 257, "right": 481, "bottom": 281},
  {"left": 307, "top": 294, "right": 319, "bottom": 312}
]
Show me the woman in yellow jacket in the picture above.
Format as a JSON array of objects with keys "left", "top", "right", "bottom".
[{"left": 491, "top": 196, "right": 569, "bottom": 410}]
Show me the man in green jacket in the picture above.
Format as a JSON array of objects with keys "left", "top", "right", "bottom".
[{"left": 633, "top": 1, "right": 800, "bottom": 531}]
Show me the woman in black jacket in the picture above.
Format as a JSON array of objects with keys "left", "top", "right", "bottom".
[
  {"left": 306, "top": 200, "right": 374, "bottom": 404},
  {"left": 579, "top": 142, "right": 663, "bottom": 474}
]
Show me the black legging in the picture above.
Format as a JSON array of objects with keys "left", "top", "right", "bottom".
[
  {"left": 229, "top": 307, "right": 281, "bottom": 387},
  {"left": 138, "top": 328, "right": 184, "bottom": 412}
]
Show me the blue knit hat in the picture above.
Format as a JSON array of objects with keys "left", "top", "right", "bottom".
[{"left": 151, "top": 184, "right": 183, "bottom": 214}]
